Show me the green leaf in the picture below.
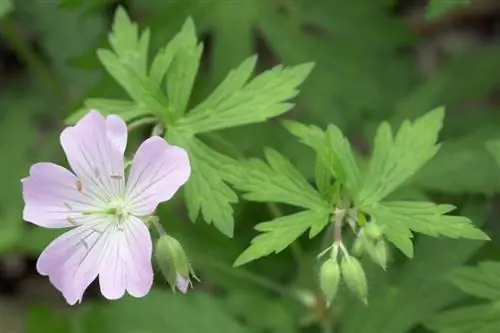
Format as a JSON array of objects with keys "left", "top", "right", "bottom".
[
  {"left": 486, "top": 139, "right": 500, "bottom": 168},
  {"left": 96, "top": 6, "right": 150, "bottom": 100},
  {"left": 425, "top": 303, "right": 500, "bottom": 333},
  {"left": 124, "top": 66, "right": 170, "bottom": 118},
  {"left": 322, "top": 124, "right": 361, "bottom": 196},
  {"left": 341, "top": 201, "right": 488, "bottom": 333},
  {"left": 166, "top": 17, "right": 203, "bottom": 117},
  {"left": 282, "top": 120, "right": 326, "bottom": 149},
  {"left": 0, "top": 0, "right": 12, "bottom": 18},
  {"left": 235, "top": 148, "right": 327, "bottom": 211},
  {"left": 234, "top": 209, "right": 330, "bottom": 266},
  {"left": 65, "top": 99, "right": 153, "bottom": 124},
  {"left": 149, "top": 18, "right": 198, "bottom": 86},
  {"left": 176, "top": 60, "right": 314, "bottom": 134},
  {"left": 95, "top": 291, "right": 251, "bottom": 333},
  {"left": 357, "top": 107, "right": 445, "bottom": 207},
  {"left": 425, "top": 261, "right": 500, "bottom": 333},
  {"left": 449, "top": 261, "right": 500, "bottom": 301},
  {"left": 168, "top": 131, "right": 239, "bottom": 237},
  {"left": 364, "top": 201, "right": 489, "bottom": 257},
  {"left": 425, "top": 0, "right": 469, "bottom": 21}
]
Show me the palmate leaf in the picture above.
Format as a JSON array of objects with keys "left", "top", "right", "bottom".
[
  {"left": 341, "top": 201, "right": 489, "bottom": 333},
  {"left": 424, "top": 262, "right": 500, "bottom": 333},
  {"left": 176, "top": 57, "right": 314, "bottom": 134},
  {"left": 66, "top": 7, "right": 313, "bottom": 236},
  {"left": 357, "top": 107, "right": 444, "bottom": 207},
  {"left": 364, "top": 201, "right": 489, "bottom": 258},
  {"left": 234, "top": 149, "right": 330, "bottom": 266},
  {"left": 234, "top": 209, "right": 330, "bottom": 267},
  {"left": 235, "top": 148, "right": 326, "bottom": 211}
]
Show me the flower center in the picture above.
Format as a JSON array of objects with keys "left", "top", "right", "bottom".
[{"left": 82, "top": 199, "right": 131, "bottom": 220}]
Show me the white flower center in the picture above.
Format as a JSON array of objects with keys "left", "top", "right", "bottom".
[{"left": 107, "top": 199, "right": 131, "bottom": 220}]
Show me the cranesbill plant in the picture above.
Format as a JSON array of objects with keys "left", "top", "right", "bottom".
[{"left": 21, "top": 110, "right": 191, "bottom": 304}]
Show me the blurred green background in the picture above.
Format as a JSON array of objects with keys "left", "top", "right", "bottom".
[{"left": 1, "top": 0, "right": 500, "bottom": 332}]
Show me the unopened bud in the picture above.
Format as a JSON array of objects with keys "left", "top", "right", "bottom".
[
  {"left": 352, "top": 234, "right": 368, "bottom": 256},
  {"left": 364, "top": 222, "right": 383, "bottom": 240},
  {"left": 368, "top": 240, "right": 388, "bottom": 270},
  {"left": 155, "top": 234, "right": 198, "bottom": 293},
  {"left": 341, "top": 256, "right": 368, "bottom": 305},
  {"left": 319, "top": 258, "right": 341, "bottom": 306}
]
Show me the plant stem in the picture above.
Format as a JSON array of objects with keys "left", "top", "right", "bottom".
[{"left": 127, "top": 116, "right": 158, "bottom": 132}]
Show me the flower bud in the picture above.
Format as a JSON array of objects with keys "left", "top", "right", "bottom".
[
  {"left": 364, "top": 222, "right": 383, "bottom": 240},
  {"left": 352, "top": 233, "right": 368, "bottom": 256},
  {"left": 319, "top": 258, "right": 341, "bottom": 306},
  {"left": 155, "top": 234, "right": 198, "bottom": 293},
  {"left": 368, "top": 240, "right": 388, "bottom": 270},
  {"left": 340, "top": 256, "right": 368, "bottom": 305}
]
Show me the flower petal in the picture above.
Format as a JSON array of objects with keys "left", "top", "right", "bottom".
[
  {"left": 99, "top": 216, "right": 153, "bottom": 300},
  {"left": 126, "top": 137, "right": 191, "bottom": 215},
  {"left": 106, "top": 114, "right": 128, "bottom": 154},
  {"left": 176, "top": 274, "right": 189, "bottom": 294},
  {"left": 60, "top": 110, "right": 126, "bottom": 204},
  {"left": 36, "top": 217, "right": 113, "bottom": 305},
  {"left": 22, "top": 163, "right": 99, "bottom": 228}
]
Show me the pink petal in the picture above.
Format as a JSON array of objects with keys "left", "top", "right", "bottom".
[
  {"left": 126, "top": 137, "right": 191, "bottom": 215},
  {"left": 36, "top": 217, "right": 112, "bottom": 305},
  {"left": 176, "top": 274, "right": 189, "bottom": 293},
  {"left": 99, "top": 216, "right": 153, "bottom": 300},
  {"left": 22, "top": 163, "right": 99, "bottom": 228},
  {"left": 106, "top": 114, "right": 128, "bottom": 154},
  {"left": 60, "top": 110, "right": 126, "bottom": 204}
]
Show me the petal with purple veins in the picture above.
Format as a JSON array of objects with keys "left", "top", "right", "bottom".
[
  {"left": 60, "top": 110, "right": 125, "bottom": 203},
  {"left": 36, "top": 217, "right": 112, "bottom": 305},
  {"left": 22, "top": 163, "right": 100, "bottom": 228},
  {"left": 126, "top": 136, "right": 191, "bottom": 216},
  {"left": 99, "top": 216, "right": 154, "bottom": 300}
]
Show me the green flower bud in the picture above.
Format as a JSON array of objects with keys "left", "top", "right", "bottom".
[
  {"left": 319, "top": 258, "right": 341, "bottom": 306},
  {"left": 155, "top": 234, "right": 198, "bottom": 293},
  {"left": 368, "top": 240, "right": 388, "bottom": 270},
  {"left": 352, "top": 237, "right": 365, "bottom": 256},
  {"left": 340, "top": 256, "right": 368, "bottom": 305},
  {"left": 364, "top": 222, "right": 383, "bottom": 240}
]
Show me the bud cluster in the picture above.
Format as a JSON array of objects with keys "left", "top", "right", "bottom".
[{"left": 317, "top": 207, "right": 389, "bottom": 307}]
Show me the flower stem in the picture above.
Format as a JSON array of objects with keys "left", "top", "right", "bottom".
[{"left": 127, "top": 116, "right": 159, "bottom": 132}]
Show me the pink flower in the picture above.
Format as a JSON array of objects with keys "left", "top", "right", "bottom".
[{"left": 21, "top": 110, "right": 191, "bottom": 305}]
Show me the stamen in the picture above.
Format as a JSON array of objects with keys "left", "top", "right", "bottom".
[
  {"left": 64, "top": 202, "right": 72, "bottom": 210},
  {"left": 76, "top": 179, "right": 83, "bottom": 192},
  {"left": 110, "top": 175, "right": 123, "bottom": 180},
  {"left": 67, "top": 217, "right": 77, "bottom": 225}
]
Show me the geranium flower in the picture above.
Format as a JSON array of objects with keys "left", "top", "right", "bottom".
[{"left": 21, "top": 110, "right": 191, "bottom": 305}]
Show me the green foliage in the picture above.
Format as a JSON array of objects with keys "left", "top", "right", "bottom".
[
  {"left": 425, "top": 262, "right": 500, "bottom": 333},
  {"left": 0, "top": 0, "right": 12, "bottom": 18},
  {"left": 426, "top": 0, "right": 470, "bottom": 20},
  {"left": 364, "top": 201, "right": 489, "bottom": 258},
  {"left": 66, "top": 7, "right": 313, "bottom": 237},
  {"left": 357, "top": 107, "right": 444, "bottom": 206},
  {"left": 3, "top": 1, "right": 500, "bottom": 332}
]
